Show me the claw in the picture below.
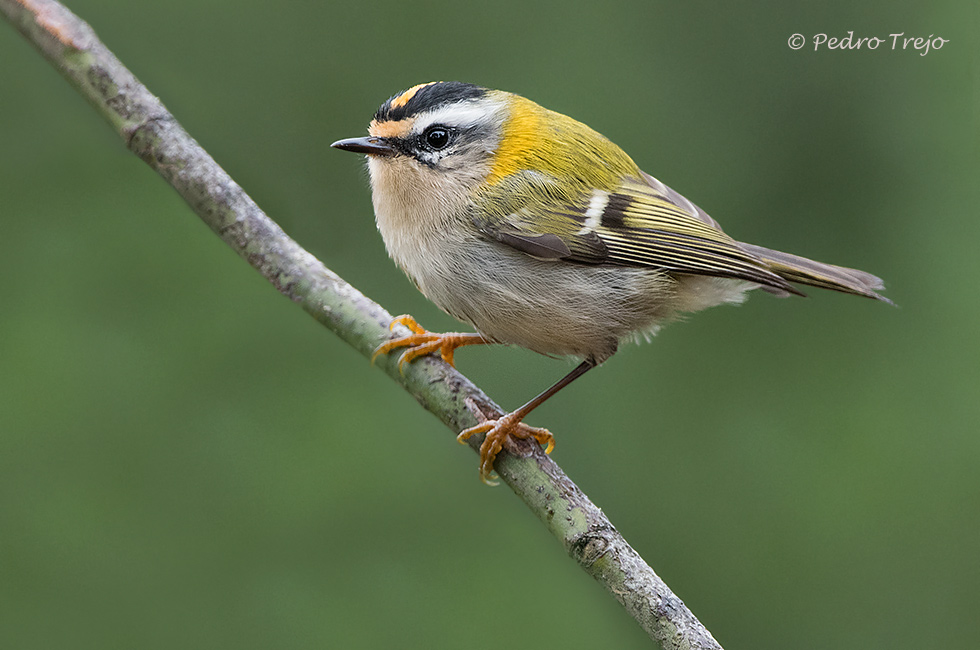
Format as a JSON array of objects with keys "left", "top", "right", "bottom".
[
  {"left": 459, "top": 402, "right": 555, "bottom": 483},
  {"left": 389, "top": 314, "right": 426, "bottom": 335},
  {"left": 371, "top": 314, "right": 488, "bottom": 371}
]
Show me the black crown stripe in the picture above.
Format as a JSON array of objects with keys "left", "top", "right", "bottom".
[{"left": 374, "top": 82, "right": 489, "bottom": 123}]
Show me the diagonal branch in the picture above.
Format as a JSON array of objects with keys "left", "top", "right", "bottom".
[{"left": 1, "top": 1, "right": 723, "bottom": 648}]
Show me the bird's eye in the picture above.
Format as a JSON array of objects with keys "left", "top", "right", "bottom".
[{"left": 423, "top": 126, "right": 451, "bottom": 150}]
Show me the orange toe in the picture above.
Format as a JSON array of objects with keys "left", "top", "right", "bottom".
[
  {"left": 458, "top": 413, "right": 556, "bottom": 484},
  {"left": 372, "top": 315, "right": 488, "bottom": 370}
]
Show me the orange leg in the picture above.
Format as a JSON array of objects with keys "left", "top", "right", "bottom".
[
  {"left": 372, "top": 314, "right": 488, "bottom": 371},
  {"left": 458, "top": 406, "right": 555, "bottom": 484},
  {"left": 458, "top": 359, "right": 596, "bottom": 483}
]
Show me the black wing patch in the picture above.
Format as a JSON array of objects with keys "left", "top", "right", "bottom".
[{"left": 473, "top": 172, "right": 798, "bottom": 294}]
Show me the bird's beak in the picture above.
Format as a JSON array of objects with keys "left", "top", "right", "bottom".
[{"left": 331, "top": 136, "right": 397, "bottom": 156}]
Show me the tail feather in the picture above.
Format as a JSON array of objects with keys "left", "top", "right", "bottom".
[{"left": 740, "top": 243, "right": 892, "bottom": 304}]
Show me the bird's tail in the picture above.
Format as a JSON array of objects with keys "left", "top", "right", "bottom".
[{"left": 740, "top": 243, "right": 892, "bottom": 304}]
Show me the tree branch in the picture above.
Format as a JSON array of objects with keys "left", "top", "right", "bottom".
[{"left": 1, "top": 1, "right": 723, "bottom": 647}]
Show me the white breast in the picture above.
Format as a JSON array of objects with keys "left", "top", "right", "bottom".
[{"left": 367, "top": 155, "right": 479, "bottom": 298}]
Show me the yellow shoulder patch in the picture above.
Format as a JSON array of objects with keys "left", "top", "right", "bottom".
[
  {"left": 486, "top": 94, "right": 636, "bottom": 191},
  {"left": 486, "top": 96, "right": 545, "bottom": 185}
]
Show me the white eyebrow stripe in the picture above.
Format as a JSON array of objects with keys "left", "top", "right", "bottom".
[
  {"left": 411, "top": 100, "right": 502, "bottom": 133},
  {"left": 576, "top": 190, "right": 610, "bottom": 234}
]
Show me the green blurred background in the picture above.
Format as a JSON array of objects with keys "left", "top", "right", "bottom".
[{"left": 1, "top": 0, "right": 976, "bottom": 648}]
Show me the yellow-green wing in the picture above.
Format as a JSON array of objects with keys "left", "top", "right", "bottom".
[{"left": 473, "top": 170, "right": 798, "bottom": 293}]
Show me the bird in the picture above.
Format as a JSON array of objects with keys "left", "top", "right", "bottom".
[{"left": 331, "top": 81, "right": 889, "bottom": 482}]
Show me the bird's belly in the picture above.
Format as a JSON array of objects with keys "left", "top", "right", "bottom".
[{"left": 406, "top": 237, "right": 677, "bottom": 362}]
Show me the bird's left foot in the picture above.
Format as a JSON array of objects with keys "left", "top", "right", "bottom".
[{"left": 458, "top": 401, "right": 555, "bottom": 484}]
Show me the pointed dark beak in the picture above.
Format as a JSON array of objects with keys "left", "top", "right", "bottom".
[{"left": 331, "top": 136, "right": 397, "bottom": 156}]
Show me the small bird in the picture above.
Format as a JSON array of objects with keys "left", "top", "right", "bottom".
[{"left": 332, "top": 81, "right": 889, "bottom": 482}]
